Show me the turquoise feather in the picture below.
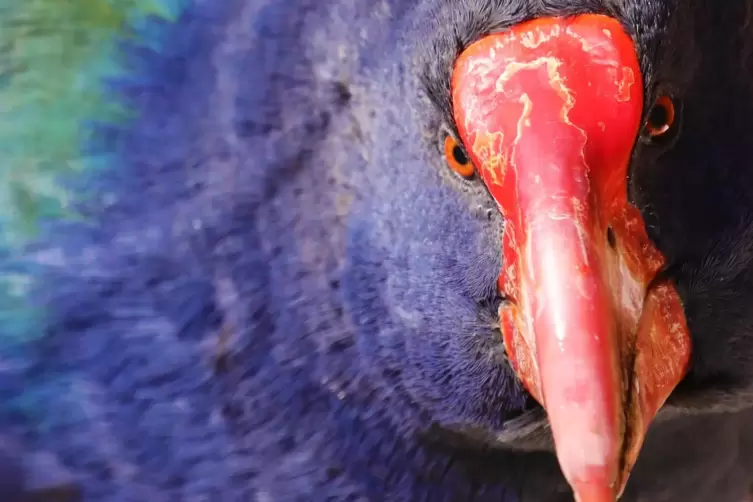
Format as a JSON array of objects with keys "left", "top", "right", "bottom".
[{"left": 0, "top": 0, "right": 187, "bottom": 342}]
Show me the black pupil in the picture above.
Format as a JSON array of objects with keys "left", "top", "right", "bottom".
[
  {"left": 452, "top": 145, "right": 469, "bottom": 165},
  {"left": 648, "top": 103, "right": 669, "bottom": 129}
]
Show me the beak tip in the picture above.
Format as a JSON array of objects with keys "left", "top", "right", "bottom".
[{"left": 571, "top": 480, "right": 618, "bottom": 502}]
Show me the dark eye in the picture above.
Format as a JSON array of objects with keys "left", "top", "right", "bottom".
[
  {"left": 444, "top": 135, "right": 475, "bottom": 178},
  {"left": 645, "top": 95, "right": 677, "bottom": 138}
]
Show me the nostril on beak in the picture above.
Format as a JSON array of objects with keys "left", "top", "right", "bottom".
[{"left": 607, "top": 226, "right": 617, "bottom": 248}]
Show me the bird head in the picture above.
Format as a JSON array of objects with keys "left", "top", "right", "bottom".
[
  {"left": 342, "top": 1, "right": 753, "bottom": 501},
  {"left": 452, "top": 14, "right": 686, "bottom": 500}
]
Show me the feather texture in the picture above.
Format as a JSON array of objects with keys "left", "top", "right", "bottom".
[
  {"left": 0, "top": 1, "right": 752, "bottom": 501},
  {"left": 0, "top": 0, "right": 186, "bottom": 342}
]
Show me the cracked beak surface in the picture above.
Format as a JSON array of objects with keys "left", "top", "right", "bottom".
[{"left": 451, "top": 15, "right": 692, "bottom": 502}]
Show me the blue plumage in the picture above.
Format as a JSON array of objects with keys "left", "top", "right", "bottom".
[{"left": 2, "top": 1, "right": 753, "bottom": 501}]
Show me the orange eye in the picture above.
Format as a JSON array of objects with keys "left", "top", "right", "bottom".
[
  {"left": 444, "top": 135, "right": 475, "bottom": 178},
  {"left": 645, "top": 95, "right": 676, "bottom": 138}
]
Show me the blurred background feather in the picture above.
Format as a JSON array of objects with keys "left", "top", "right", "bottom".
[{"left": 0, "top": 0, "right": 185, "bottom": 343}]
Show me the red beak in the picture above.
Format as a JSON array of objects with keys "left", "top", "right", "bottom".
[{"left": 452, "top": 15, "right": 692, "bottom": 501}]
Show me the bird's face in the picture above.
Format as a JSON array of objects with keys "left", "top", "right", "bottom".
[{"left": 343, "top": 0, "right": 753, "bottom": 500}]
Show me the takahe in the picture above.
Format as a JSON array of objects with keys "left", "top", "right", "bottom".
[{"left": 1, "top": 0, "right": 753, "bottom": 501}]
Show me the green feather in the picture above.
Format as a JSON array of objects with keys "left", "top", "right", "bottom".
[
  {"left": 0, "top": 0, "right": 185, "bottom": 343},
  {"left": 0, "top": 0, "right": 182, "bottom": 245}
]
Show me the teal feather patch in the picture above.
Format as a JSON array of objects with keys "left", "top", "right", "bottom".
[{"left": 0, "top": 0, "right": 187, "bottom": 343}]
